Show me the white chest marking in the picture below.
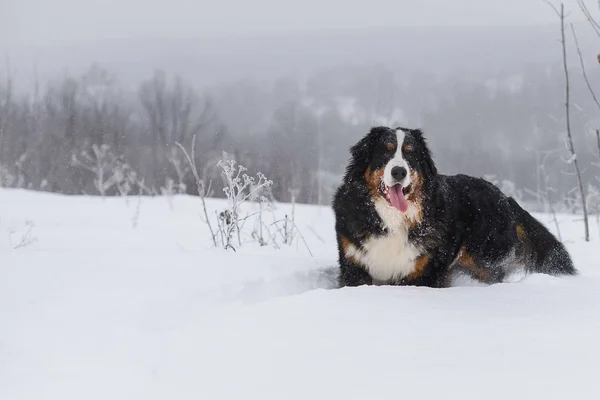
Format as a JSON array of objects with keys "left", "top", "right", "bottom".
[{"left": 345, "top": 198, "right": 422, "bottom": 282}]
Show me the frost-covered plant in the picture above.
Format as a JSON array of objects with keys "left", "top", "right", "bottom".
[
  {"left": 8, "top": 220, "right": 37, "bottom": 249},
  {"left": 71, "top": 144, "right": 137, "bottom": 199},
  {"left": 166, "top": 147, "right": 189, "bottom": 194},
  {"left": 586, "top": 183, "right": 600, "bottom": 232},
  {"left": 14, "top": 153, "right": 28, "bottom": 189},
  {"left": 217, "top": 159, "right": 273, "bottom": 250},
  {"left": 161, "top": 179, "right": 177, "bottom": 210},
  {"left": 131, "top": 185, "right": 143, "bottom": 229},
  {"left": 113, "top": 159, "right": 138, "bottom": 200},
  {"left": 483, "top": 175, "right": 523, "bottom": 202},
  {"left": 250, "top": 196, "right": 276, "bottom": 247},
  {"left": 272, "top": 188, "right": 298, "bottom": 246},
  {"left": 71, "top": 144, "right": 113, "bottom": 197},
  {"left": 162, "top": 148, "right": 190, "bottom": 210},
  {"left": 268, "top": 188, "right": 313, "bottom": 256},
  {"left": 0, "top": 164, "right": 15, "bottom": 187}
]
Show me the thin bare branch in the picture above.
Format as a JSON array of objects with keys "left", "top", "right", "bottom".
[
  {"left": 571, "top": 24, "right": 600, "bottom": 112},
  {"left": 269, "top": 218, "right": 313, "bottom": 257},
  {"left": 557, "top": 3, "right": 591, "bottom": 241},
  {"left": 544, "top": 0, "right": 561, "bottom": 18},
  {"left": 597, "top": 129, "right": 600, "bottom": 163},
  {"left": 549, "top": 202, "right": 563, "bottom": 242},
  {"left": 577, "top": 0, "right": 600, "bottom": 39},
  {"left": 175, "top": 136, "right": 218, "bottom": 247},
  {"left": 290, "top": 220, "right": 313, "bottom": 257}
]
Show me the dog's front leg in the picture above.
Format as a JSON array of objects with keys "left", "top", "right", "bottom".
[{"left": 338, "top": 256, "right": 373, "bottom": 288}]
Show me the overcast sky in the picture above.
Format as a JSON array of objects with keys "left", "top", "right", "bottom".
[{"left": 2, "top": 0, "right": 587, "bottom": 48}]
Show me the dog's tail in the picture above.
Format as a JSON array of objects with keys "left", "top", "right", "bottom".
[{"left": 508, "top": 197, "right": 577, "bottom": 276}]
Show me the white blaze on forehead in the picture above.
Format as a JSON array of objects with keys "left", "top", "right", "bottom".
[{"left": 383, "top": 129, "right": 411, "bottom": 187}]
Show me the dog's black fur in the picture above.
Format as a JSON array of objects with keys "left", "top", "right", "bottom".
[{"left": 333, "top": 126, "right": 576, "bottom": 288}]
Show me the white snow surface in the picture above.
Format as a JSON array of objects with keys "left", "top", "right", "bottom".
[{"left": 1, "top": 188, "right": 599, "bottom": 400}]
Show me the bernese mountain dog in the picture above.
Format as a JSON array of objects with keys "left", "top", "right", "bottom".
[{"left": 333, "top": 126, "right": 576, "bottom": 288}]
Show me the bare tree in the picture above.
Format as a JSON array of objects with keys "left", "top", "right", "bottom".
[
  {"left": 596, "top": 129, "right": 600, "bottom": 164},
  {"left": 139, "top": 71, "right": 167, "bottom": 184},
  {"left": 139, "top": 71, "right": 217, "bottom": 191},
  {"left": 0, "top": 55, "right": 13, "bottom": 164},
  {"left": 572, "top": 5, "right": 600, "bottom": 234},
  {"left": 546, "top": 1, "right": 590, "bottom": 241},
  {"left": 266, "top": 102, "right": 319, "bottom": 203}
]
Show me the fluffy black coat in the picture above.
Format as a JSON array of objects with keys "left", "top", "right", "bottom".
[{"left": 333, "top": 126, "right": 576, "bottom": 288}]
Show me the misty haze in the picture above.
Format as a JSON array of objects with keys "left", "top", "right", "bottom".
[{"left": 1, "top": 0, "right": 600, "bottom": 399}]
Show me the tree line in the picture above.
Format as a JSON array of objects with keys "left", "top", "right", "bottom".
[{"left": 0, "top": 62, "right": 599, "bottom": 213}]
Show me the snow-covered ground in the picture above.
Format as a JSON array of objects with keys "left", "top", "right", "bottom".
[{"left": 1, "top": 189, "right": 599, "bottom": 400}]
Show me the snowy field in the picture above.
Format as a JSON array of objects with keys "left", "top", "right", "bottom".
[{"left": 1, "top": 188, "right": 599, "bottom": 400}]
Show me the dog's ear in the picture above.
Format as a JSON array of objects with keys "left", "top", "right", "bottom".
[
  {"left": 411, "top": 129, "right": 438, "bottom": 177},
  {"left": 348, "top": 127, "right": 387, "bottom": 174}
]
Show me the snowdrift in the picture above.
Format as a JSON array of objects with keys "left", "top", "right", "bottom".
[{"left": 1, "top": 189, "right": 599, "bottom": 400}]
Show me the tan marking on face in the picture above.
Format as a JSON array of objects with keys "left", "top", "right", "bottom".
[
  {"left": 406, "top": 172, "right": 423, "bottom": 202},
  {"left": 403, "top": 144, "right": 412, "bottom": 152},
  {"left": 364, "top": 166, "right": 385, "bottom": 198},
  {"left": 386, "top": 142, "right": 396, "bottom": 151},
  {"left": 370, "top": 167, "right": 423, "bottom": 228},
  {"left": 405, "top": 171, "right": 424, "bottom": 227}
]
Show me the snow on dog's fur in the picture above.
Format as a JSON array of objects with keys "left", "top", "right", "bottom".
[{"left": 333, "top": 126, "right": 576, "bottom": 287}]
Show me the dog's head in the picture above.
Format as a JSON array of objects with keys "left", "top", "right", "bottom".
[{"left": 347, "top": 126, "right": 437, "bottom": 213}]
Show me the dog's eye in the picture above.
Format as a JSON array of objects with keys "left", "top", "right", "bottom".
[
  {"left": 403, "top": 144, "right": 412, "bottom": 153},
  {"left": 386, "top": 143, "right": 396, "bottom": 152}
]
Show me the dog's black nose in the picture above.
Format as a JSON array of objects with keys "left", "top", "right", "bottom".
[{"left": 391, "top": 166, "right": 407, "bottom": 181}]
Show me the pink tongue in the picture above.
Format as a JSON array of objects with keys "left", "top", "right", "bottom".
[{"left": 389, "top": 185, "right": 408, "bottom": 213}]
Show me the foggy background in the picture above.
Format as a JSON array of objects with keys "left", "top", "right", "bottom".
[{"left": 1, "top": 0, "right": 600, "bottom": 211}]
